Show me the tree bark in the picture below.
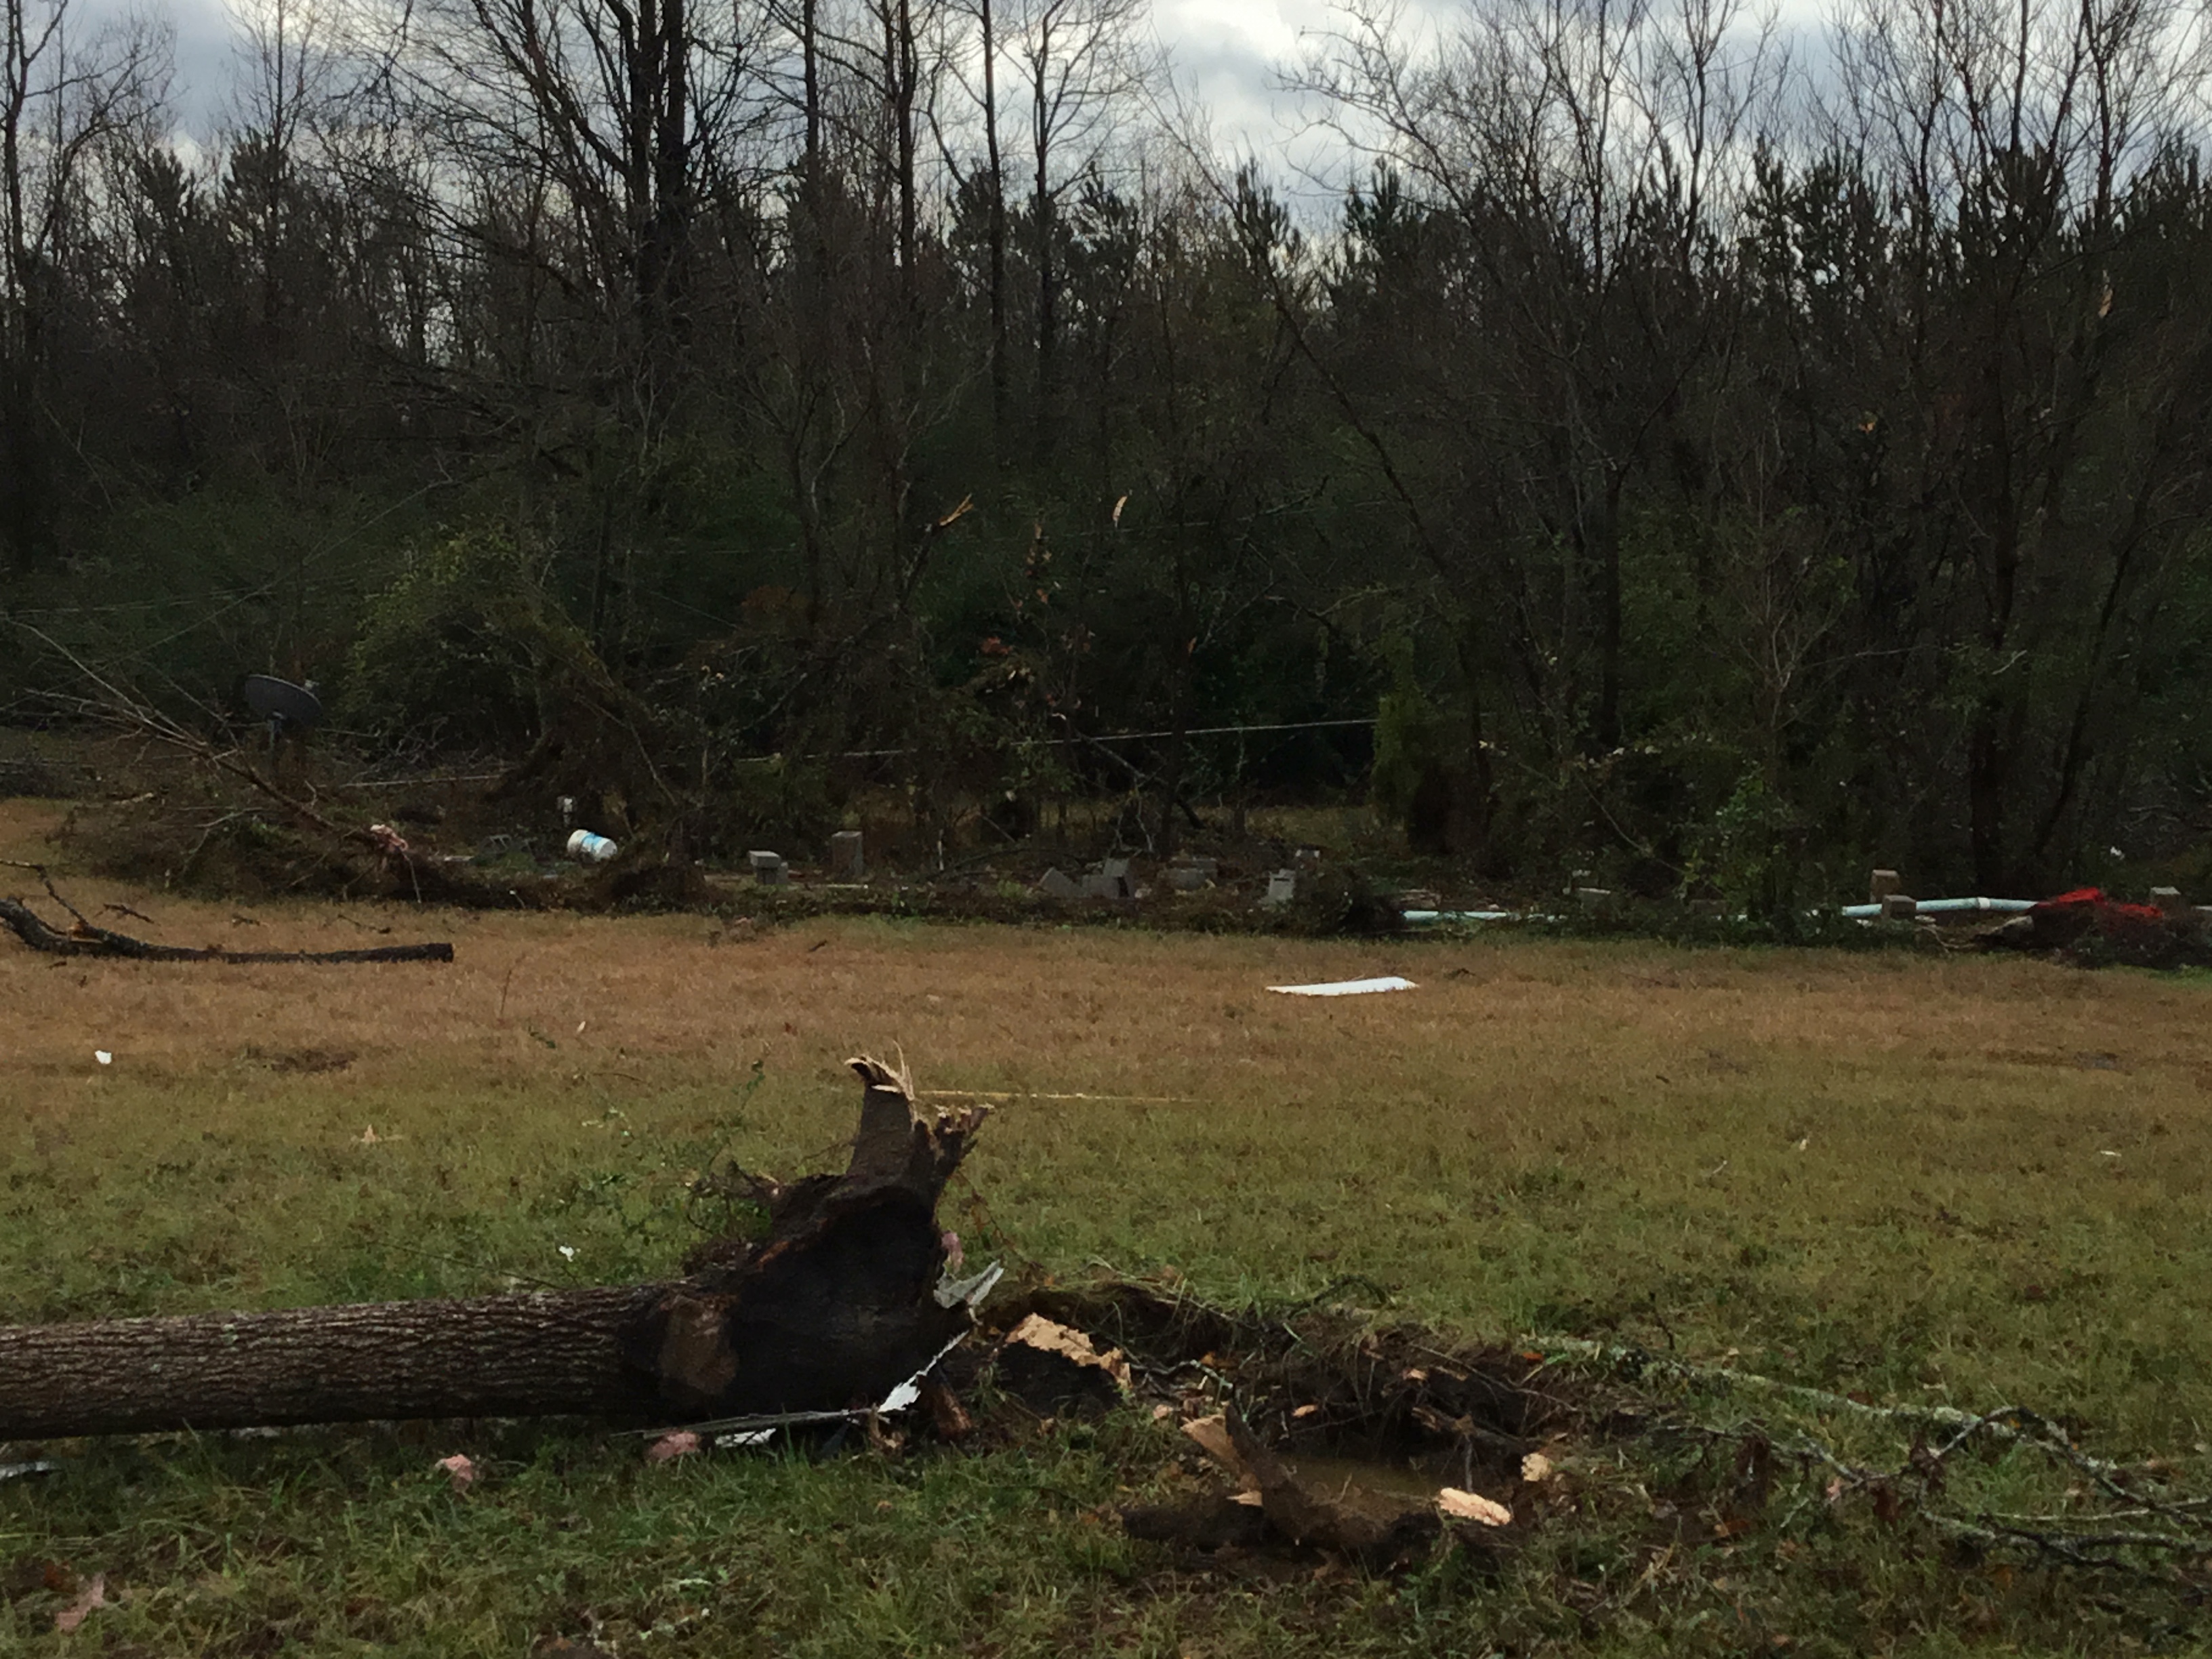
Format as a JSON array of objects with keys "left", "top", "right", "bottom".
[
  {"left": 0, "top": 1288, "right": 659, "bottom": 1439},
  {"left": 0, "top": 1058, "right": 987, "bottom": 1441}
]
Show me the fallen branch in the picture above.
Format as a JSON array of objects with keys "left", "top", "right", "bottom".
[
  {"left": 0, "top": 1057, "right": 987, "bottom": 1439},
  {"left": 1549, "top": 1338, "right": 2212, "bottom": 1573},
  {"left": 1532, "top": 1336, "right": 2137, "bottom": 1481},
  {"left": 0, "top": 896, "right": 453, "bottom": 964}
]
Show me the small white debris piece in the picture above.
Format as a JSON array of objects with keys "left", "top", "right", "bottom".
[
  {"left": 1266, "top": 976, "right": 1417, "bottom": 997},
  {"left": 94, "top": 1050, "right": 112, "bottom": 1066},
  {"left": 558, "top": 1244, "right": 578, "bottom": 1261},
  {"left": 1437, "top": 1487, "right": 1513, "bottom": 1526},
  {"left": 934, "top": 1260, "right": 1004, "bottom": 1309},
  {"left": 358, "top": 1126, "right": 379, "bottom": 1145},
  {"left": 1521, "top": 1451, "right": 1555, "bottom": 1483}
]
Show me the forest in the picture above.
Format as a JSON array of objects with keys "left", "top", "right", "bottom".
[{"left": 1, "top": 0, "right": 2209, "bottom": 908}]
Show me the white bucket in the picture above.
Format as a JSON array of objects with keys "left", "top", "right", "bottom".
[{"left": 567, "top": 829, "right": 619, "bottom": 863}]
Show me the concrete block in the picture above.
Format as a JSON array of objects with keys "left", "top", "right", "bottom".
[
  {"left": 829, "top": 830, "right": 864, "bottom": 879},
  {"left": 1263, "top": 870, "right": 1297, "bottom": 906},
  {"left": 1083, "top": 870, "right": 1133, "bottom": 901},
  {"left": 1870, "top": 868, "right": 1901, "bottom": 901},
  {"left": 1038, "top": 867, "right": 1083, "bottom": 899},
  {"left": 748, "top": 850, "right": 787, "bottom": 886},
  {"left": 2151, "top": 886, "right": 2185, "bottom": 917},
  {"left": 1166, "top": 856, "right": 1218, "bottom": 893},
  {"left": 1881, "top": 893, "right": 1917, "bottom": 921}
]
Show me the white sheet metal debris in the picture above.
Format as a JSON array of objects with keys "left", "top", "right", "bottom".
[{"left": 1266, "top": 975, "right": 1417, "bottom": 997}]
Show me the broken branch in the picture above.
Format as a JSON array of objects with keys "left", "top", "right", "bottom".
[{"left": 0, "top": 895, "right": 454, "bottom": 965}]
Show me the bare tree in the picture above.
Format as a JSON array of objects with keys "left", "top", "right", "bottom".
[
  {"left": 0, "top": 0, "right": 166, "bottom": 565},
  {"left": 1008, "top": 0, "right": 1145, "bottom": 454}
]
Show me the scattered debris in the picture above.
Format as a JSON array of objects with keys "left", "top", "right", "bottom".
[
  {"left": 93, "top": 1050, "right": 111, "bottom": 1066},
  {"left": 993, "top": 1313, "right": 1131, "bottom": 1416},
  {"left": 1437, "top": 1487, "right": 1513, "bottom": 1525},
  {"left": 1267, "top": 976, "right": 1417, "bottom": 997},
  {"left": 52, "top": 1572, "right": 105, "bottom": 1633},
  {"left": 644, "top": 1431, "right": 702, "bottom": 1464},
  {"left": 1079, "top": 858, "right": 1133, "bottom": 899},
  {"left": 435, "top": 1454, "right": 477, "bottom": 1492},
  {"left": 1181, "top": 1414, "right": 1249, "bottom": 1485}
]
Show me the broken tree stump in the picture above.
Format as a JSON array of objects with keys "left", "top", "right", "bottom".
[{"left": 0, "top": 1058, "right": 986, "bottom": 1441}]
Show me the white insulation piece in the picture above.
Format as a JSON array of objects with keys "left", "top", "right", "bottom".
[{"left": 1266, "top": 975, "right": 1418, "bottom": 997}]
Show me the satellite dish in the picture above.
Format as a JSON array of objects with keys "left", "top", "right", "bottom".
[{"left": 241, "top": 674, "right": 323, "bottom": 733}]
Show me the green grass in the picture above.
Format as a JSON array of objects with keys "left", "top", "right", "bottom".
[{"left": 7, "top": 902, "right": 2212, "bottom": 1652}]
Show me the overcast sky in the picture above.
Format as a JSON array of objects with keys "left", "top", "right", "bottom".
[
  {"left": 93, "top": 0, "right": 1389, "bottom": 152},
  {"left": 88, "top": 0, "right": 1820, "bottom": 180}
]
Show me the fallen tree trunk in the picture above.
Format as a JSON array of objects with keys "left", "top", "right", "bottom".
[
  {"left": 0, "top": 1058, "right": 986, "bottom": 1441},
  {"left": 0, "top": 896, "right": 453, "bottom": 965}
]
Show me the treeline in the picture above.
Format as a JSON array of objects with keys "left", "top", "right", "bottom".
[{"left": 1, "top": 0, "right": 2210, "bottom": 904}]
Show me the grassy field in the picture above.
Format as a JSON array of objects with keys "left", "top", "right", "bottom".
[{"left": 5, "top": 798, "right": 2212, "bottom": 1654}]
